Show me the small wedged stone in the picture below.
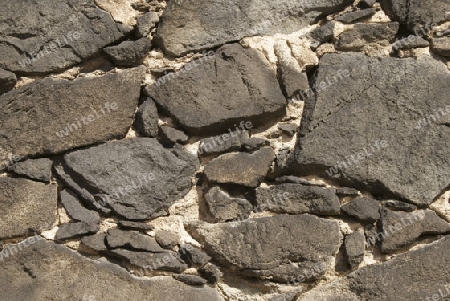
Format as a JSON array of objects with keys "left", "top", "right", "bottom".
[
  {"left": 204, "top": 187, "right": 253, "bottom": 222},
  {"left": 431, "top": 36, "right": 450, "bottom": 56},
  {"left": 275, "top": 46, "right": 310, "bottom": 98},
  {"left": 0, "top": 68, "right": 16, "bottom": 94},
  {"left": 275, "top": 176, "right": 326, "bottom": 186},
  {"left": 118, "top": 221, "right": 154, "bottom": 231},
  {"left": 106, "top": 228, "right": 165, "bottom": 252},
  {"left": 136, "top": 12, "right": 159, "bottom": 38},
  {"left": 55, "top": 222, "right": 98, "bottom": 241},
  {"left": 336, "top": 8, "right": 376, "bottom": 23},
  {"left": 198, "top": 130, "right": 269, "bottom": 156},
  {"left": 341, "top": 197, "right": 381, "bottom": 223},
  {"left": 344, "top": 231, "right": 365, "bottom": 269},
  {"left": 335, "top": 187, "right": 360, "bottom": 196},
  {"left": 160, "top": 126, "right": 189, "bottom": 144},
  {"left": 173, "top": 274, "right": 207, "bottom": 286},
  {"left": 103, "top": 38, "right": 152, "bottom": 67},
  {"left": 9, "top": 158, "right": 53, "bottom": 182},
  {"left": 180, "top": 244, "right": 212, "bottom": 267},
  {"left": 381, "top": 200, "right": 417, "bottom": 212},
  {"left": 392, "top": 35, "right": 430, "bottom": 50},
  {"left": 310, "top": 22, "right": 336, "bottom": 45},
  {"left": 278, "top": 123, "right": 298, "bottom": 136},
  {"left": 135, "top": 99, "right": 159, "bottom": 138},
  {"left": 80, "top": 233, "right": 108, "bottom": 252},
  {"left": 203, "top": 147, "right": 275, "bottom": 187},
  {"left": 199, "top": 263, "right": 223, "bottom": 284},
  {"left": 155, "top": 230, "right": 180, "bottom": 249},
  {"left": 60, "top": 190, "right": 100, "bottom": 226},
  {"left": 336, "top": 22, "right": 399, "bottom": 50}
]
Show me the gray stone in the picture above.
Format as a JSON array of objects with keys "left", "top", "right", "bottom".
[
  {"left": 431, "top": 36, "right": 450, "bottom": 56},
  {"left": 0, "top": 68, "right": 16, "bottom": 94},
  {"left": 61, "top": 138, "right": 198, "bottom": 220},
  {"left": 0, "top": 68, "right": 144, "bottom": 160},
  {"left": 204, "top": 187, "right": 253, "bottom": 222},
  {"left": 189, "top": 215, "right": 341, "bottom": 278},
  {"left": 341, "top": 197, "right": 381, "bottom": 223},
  {"left": 81, "top": 233, "right": 108, "bottom": 252},
  {"left": 118, "top": 221, "right": 154, "bottom": 231},
  {"left": 180, "top": 244, "right": 212, "bottom": 267},
  {"left": 198, "top": 130, "right": 269, "bottom": 156},
  {"left": 310, "top": 22, "right": 336, "bottom": 44},
  {"left": 380, "top": 209, "right": 450, "bottom": 253},
  {"left": 0, "top": 178, "right": 56, "bottom": 239},
  {"left": 278, "top": 123, "right": 298, "bottom": 136},
  {"left": 336, "top": 8, "right": 377, "bottom": 23},
  {"left": 344, "top": 231, "right": 365, "bottom": 269},
  {"left": 294, "top": 53, "right": 450, "bottom": 205},
  {"left": 199, "top": 263, "right": 223, "bottom": 284},
  {"left": 55, "top": 222, "right": 98, "bottom": 240},
  {"left": 275, "top": 175, "right": 326, "bottom": 186},
  {"left": 392, "top": 35, "right": 430, "bottom": 50},
  {"left": 173, "top": 274, "right": 207, "bottom": 286},
  {"left": 299, "top": 236, "right": 450, "bottom": 301},
  {"left": 136, "top": 12, "right": 160, "bottom": 38},
  {"left": 145, "top": 44, "right": 287, "bottom": 135},
  {"left": 9, "top": 158, "right": 53, "bottom": 182},
  {"left": 256, "top": 184, "right": 340, "bottom": 215},
  {"left": 135, "top": 99, "right": 159, "bottom": 138},
  {"left": 248, "top": 261, "right": 329, "bottom": 283},
  {"left": 60, "top": 190, "right": 100, "bottom": 226},
  {"left": 104, "top": 38, "right": 152, "bottom": 67},
  {"left": 381, "top": 200, "right": 417, "bottom": 212},
  {"left": 0, "top": 0, "right": 123, "bottom": 74},
  {"left": 277, "top": 60, "right": 310, "bottom": 98},
  {"left": 335, "top": 187, "right": 360, "bottom": 196},
  {"left": 106, "top": 228, "right": 165, "bottom": 252},
  {"left": 358, "top": 0, "right": 377, "bottom": 8},
  {"left": 160, "top": 126, "right": 189, "bottom": 144},
  {"left": 156, "top": 0, "right": 353, "bottom": 56},
  {"left": 336, "top": 22, "right": 399, "bottom": 50},
  {"left": 155, "top": 230, "right": 180, "bottom": 249},
  {"left": 203, "top": 147, "right": 275, "bottom": 187},
  {"left": 0, "top": 239, "right": 221, "bottom": 301}
]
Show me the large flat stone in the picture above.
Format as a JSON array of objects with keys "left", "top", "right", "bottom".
[{"left": 294, "top": 53, "right": 450, "bottom": 205}]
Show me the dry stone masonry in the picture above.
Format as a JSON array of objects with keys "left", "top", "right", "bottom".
[{"left": 0, "top": 0, "right": 449, "bottom": 300}]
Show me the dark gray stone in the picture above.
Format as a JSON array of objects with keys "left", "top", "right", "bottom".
[
  {"left": 336, "top": 187, "right": 360, "bottom": 196},
  {"left": 278, "top": 123, "right": 298, "bottom": 136},
  {"left": 256, "top": 184, "right": 340, "bottom": 215},
  {"left": 336, "top": 8, "right": 377, "bottom": 23},
  {"left": 55, "top": 222, "right": 98, "bottom": 240},
  {"left": 60, "top": 190, "right": 100, "bottom": 226},
  {"left": 199, "top": 263, "right": 223, "bottom": 284},
  {"left": 344, "top": 231, "right": 365, "bottom": 269},
  {"left": 431, "top": 36, "right": 450, "bottom": 56},
  {"left": 0, "top": 68, "right": 144, "bottom": 160},
  {"left": 336, "top": 22, "right": 399, "bottom": 50},
  {"left": 160, "top": 126, "right": 189, "bottom": 144},
  {"left": 106, "top": 228, "right": 165, "bottom": 252},
  {"left": 136, "top": 12, "right": 160, "bottom": 38},
  {"left": 204, "top": 187, "right": 253, "bottom": 222},
  {"left": 0, "top": 0, "right": 123, "bottom": 74},
  {"left": 392, "top": 35, "right": 430, "bottom": 50},
  {"left": 294, "top": 53, "right": 450, "bottom": 205},
  {"left": 198, "top": 130, "right": 269, "bottom": 156},
  {"left": 118, "top": 221, "right": 154, "bottom": 231},
  {"left": 135, "top": 99, "right": 159, "bottom": 138},
  {"left": 278, "top": 60, "right": 310, "bottom": 98},
  {"left": 358, "top": 0, "right": 377, "bottom": 8},
  {"left": 380, "top": 209, "right": 450, "bottom": 252},
  {"left": 341, "top": 197, "right": 381, "bottom": 223},
  {"left": 104, "top": 38, "right": 152, "bottom": 67},
  {"left": 310, "top": 22, "right": 336, "bottom": 44},
  {"left": 156, "top": 0, "right": 353, "bottom": 56},
  {"left": 180, "top": 244, "right": 212, "bottom": 267},
  {"left": 9, "top": 158, "right": 53, "bottom": 182},
  {"left": 155, "top": 230, "right": 180, "bottom": 249},
  {"left": 0, "top": 239, "right": 221, "bottom": 300},
  {"left": 173, "top": 274, "right": 207, "bottom": 286},
  {"left": 62, "top": 138, "right": 198, "bottom": 220},
  {"left": 0, "top": 68, "right": 16, "bottom": 94},
  {"left": 81, "top": 233, "right": 108, "bottom": 252},
  {"left": 203, "top": 147, "right": 275, "bottom": 187},
  {"left": 146, "top": 44, "right": 287, "bottom": 135},
  {"left": 381, "top": 200, "right": 417, "bottom": 212},
  {"left": 0, "top": 178, "right": 56, "bottom": 239}
]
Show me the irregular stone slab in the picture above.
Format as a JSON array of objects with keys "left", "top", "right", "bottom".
[
  {"left": 9, "top": 158, "right": 53, "bottom": 182},
  {"left": 341, "top": 197, "right": 381, "bottom": 223},
  {"left": 155, "top": 230, "right": 180, "bottom": 249},
  {"left": 381, "top": 200, "right": 417, "bottom": 212},
  {"left": 359, "top": 0, "right": 376, "bottom": 8},
  {"left": 104, "top": 38, "right": 152, "bottom": 67},
  {"left": 173, "top": 274, "right": 207, "bottom": 286},
  {"left": 344, "top": 231, "right": 365, "bottom": 269},
  {"left": 199, "top": 263, "right": 223, "bottom": 284},
  {"left": 204, "top": 187, "right": 253, "bottom": 222},
  {"left": 275, "top": 175, "right": 326, "bottom": 187},
  {"left": 81, "top": 233, "right": 108, "bottom": 252},
  {"left": 248, "top": 261, "right": 329, "bottom": 283},
  {"left": 106, "top": 229, "right": 165, "bottom": 252},
  {"left": 55, "top": 222, "right": 98, "bottom": 241},
  {"left": 155, "top": 0, "right": 353, "bottom": 56},
  {"left": 335, "top": 187, "right": 360, "bottom": 196},
  {"left": 0, "top": 239, "right": 221, "bottom": 301},
  {"left": 60, "top": 190, "right": 100, "bottom": 226},
  {"left": 380, "top": 209, "right": 450, "bottom": 252},
  {"left": 0, "top": 178, "right": 56, "bottom": 239},
  {"left": 198, "top": 130, "right": 269, "bottom": 156},
  {"left": 118, "top": 221, "right": 154, "bottom": 231},
  {"left": 136, "top": 12, "right": 159, "bottom": 38},
  {"left": 135, "top": 99, "right": 159, "bottom": 138},
  {"left": 310, "top": 22, "right": 336, "bottom": 45},
  {"left": 299, "top": 236, "right": 450, "bottom": 301},
  {"left": 336, "top": 22, "right": 399, "bottom": 50},
  {"left": 189, "top": 215, "right": 341, "bottom": 276},
  {"left": 294, "top": 53, "right": 450, "bottom": 205},
  {"left": 160, "top": 126, "right": 189, "bottom": 144},
  {"left": 278, "top": 123, "right": 298, "bottom": 136},
  {"left": 180, "top": 244, "right": 212, "bottom": 267},
  {"left": 203, "top": 147, "right": 275, "bottom": 187},
  {"left": 336, "top": 8, "right": 376, "bottom": 23},
  {"left": 256, "top": 184, "right": 340, "bottom": 215},
  {"left": 0, "top": 68, "right": 16, "bottom": 94},
  {"left": 0, "top": 68, "right": 144, "bottom": 160},
  {"left": 62, "top": 138, "right": 198, "bottom": 220},
  {"left": 392, "top": 35, "right": 430, "bottom": 50},
  {"left": 146, "top": 44, "right": 286, "bottom": 135},
  {"left": 431, "top": 36, "right": 450, "bottom": 56},
  {"left": 0, "top": 0, "right": 123, "bottom": 74}
]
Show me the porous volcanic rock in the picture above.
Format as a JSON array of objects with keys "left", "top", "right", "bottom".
[
  {"left": 9, "top": 158, "right": 53, "bottom": 182},
  {"left": 341, "top": 197, "right": 381, "bottom": 222},
  {"left": 204, "top": 186, "right": 253, "bottom": 222},
  {"left": 103, "top": 38, "right": 152, "bottom": 67},
  {"left": 106, "top": 228, "right": 165, "bottom": 252},
  {"left": 336, "top": 22, "right": 399, "bottom": 50}
]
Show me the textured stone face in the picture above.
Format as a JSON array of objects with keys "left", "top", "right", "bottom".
[{"left": 294, "top": 53, "right": 450, "bottom": 205}]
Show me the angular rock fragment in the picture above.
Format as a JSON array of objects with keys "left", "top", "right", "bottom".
[
  {"left": 278, "top": 123, "right": 298, "bottom": 136},
  {"left": 61, "top": 138, "right": 198, "bottom": 220},
  {"left": 249, "top": 261, "right": 329, "bottom": 283},
  {"left": 189, "top": 215, "right": 341, "bottom": 280},
  {"left": 431, "top": 36, "right": 450, "bottom": 56},
  {"left": 155, "top": 230, "right": 180, "bottom": 249},
  {"left": 256, "top": 183, "right": 340, "bottom": 215},
  {"left": 0, "top": 178, "right": 56, "bottom": 239},
  {"left": 344, "top": 231, "right": 365, "bottom": 269},
  {"left": 60, "top": 190, "right": 100, "bottom": 226},
  {"left": 81, "top": 233, "right": 108, "bottom": 252},
  {"left": 156, "top": 0, "right": 353, "bottom": 56},
  {"left": 336, "top": 8, "right": 376, "bottom": 23},
  {"left": 0, "top": 68, "right": 144, "bottom": 160},
  {"left": 198, "top": 130, "right": 269, "bottom": 156},
  {"left": 0, "top": 240, "right": 221, "bottom": 300},
  {"left": 135, "top": 99, "right": 159, "bottom": 138},
  {"left": 173, "top": 274, "right": 207, "bottom": 286},
  {"left": 275, "top": 175, "right": 326, "bottom": 186},
  {"left": 203, "top": 147, "right": 275, "bottom": 187},
  {"left": 136, "top": 12, "right": 160, "bottom": 38},
  {"left": 380, "top": 209, "right": 450, "bottom": 252},
  {"left": 294, "top": 53, "right": 450, "bottom": 205},
  {"left": 310, "top": 22, "right": 336, "bottom": 46},
  {"left": 103, "top": 38, "right": 152, "bottom": 67},
  {"left": 336, "top": 187, "right": 360, "bottom": 196},
  {"left": 336, "top": 22, "right": 399, "bottom": 50},
  {"left": 358, "top": 0, "right": 377, "bottom": 8},
  {"left": 199, "top": 263, "right": 223, "bottom": 284},
  {"left": 204, "top": 187, "right": 253, "bottom": 222},
  {"left": 55, "top": 222, "right": 98, "bottom": 241},
  {"left": 118, "top": 221, "right": 154, "bottom": 231},
  {"left": 0, "top": 68, "right": 16, "bottom": 94},
  {"left": 180, "top": 244, "right": 212, "bottom": 267},
  {"left": 392, "top": 35, "right": 430, "bottom": 50},
  {"left": 341, "top": 197, "right": 381, "bottom": 223},
  {"left": 0, "top": 0, "right": 124, "bottom": 74},
  {"left": 146, "top": 44, "right": 287, "bottom": 135},
  {"left": 381, "top": 200, "right": 417, "bottom": 212},
  {"left": 106, "top": 229, "right": 165, "bottom": 252},
  {"left": 160, "top": 126, "right": 189, "bottom": 144},
  {"left": 9, "top": 158, "right": 53, "bottom": 182}
]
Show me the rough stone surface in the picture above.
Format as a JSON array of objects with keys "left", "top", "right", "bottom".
[
  {"left": 256, "top": 184, "right": 340, "bottom": 215},
  {"left": 204, "top": 147, "right": 275, "bottom": 187},
  {"left": 344, "top": 231, "right": 365, "bottom": 269},
  {"left": 341, "top": 197, "right": 381, "bottom": 222},
  {"left": 336, "top": 8, "right": 377, "bottom": 23},
  {"left": 135, "top": 99, "right": 159, "bottom": 138},
  {"left": 380, "top": 209, "right": 450, "bottom": 252},
  {"left": 180, "top": 244, "right": 212, "bottom": 267},
  {"left": 359, "top": 0, "right": 377, "bottom": 8},
  {"left": 60, "top": 190, "right": 100, "bottom": 226},
  {"left": 9, "top": 158, "right": 53, "bottom": 182},
  {"left": 431, "top": 36, "right": 450, "bottom": 56},
  {"left": 160, "top": 126, "right": 189, "bottom": 144},
  {"left": 310, "top": 22, "right": 336, "bottom": 45},
  {"left": 294, "top": 53, "right": 450, "bottom": 205},
  {"left": 199, "top": 263, "right": 223, "bottom": 284},
  {"left": 118, "top": 221, "right": 154, "bottom": 231},
  {"left": 55, "top": 222, "right": 98, "bottom": 240},
  {"left": 277, "top": 57, "right": 310, "bottom": 98},
  {"left": 0, "top": 239, "right": 221, "bottom": 301},
  {"left": 156, "top": 0, "right": 353, "bottom": 56},
  {"left": 198, "top": 130, "right": 269, "bottom": 156},
  {"left": 81, "top": 233, "right": 108, "bottom": 252},
  {"left": 155, "top": 230, "right": 181, "bottom": 249},
  {"left": 204, "top": 187, "right": 253, "bottom": 222},
  {"left": 106, "top": 228, "right": 165, "bottom": 252},
  {"left": 392, "top": 35, "right": 430, "bottom": 50},
  {"left": 336, "top": 22, "right": 399, "bottom": 50},
  {"left": 275, "top": 175, "right": 325, "bottom": 186},
  {"left": 278, "top": 123, "right": 299, "bottom": 136},
  {"left": 0, "top": 68, "right": 144, "bottom": 160},
  {"left": 104, "top": 38, "right": 152, "bottom": 67},
  {"left": 61, "top": 138, "right": 198, "bottom": 220},
  {"left": 0, "top": 178, "right": 56, "bottom": 239},
  {"left": 173, "top": 274, "right": 207, "bottom": 286},
  {"left": 335, "top": 187, "right": 360, "bottom": 196},
  {"left": 146, "top": 44, "right": 287, "bottom": 135},
  {"left": 0, "top": 0, "right": 124, "bottom": 74},
  {"left": 381, "top": 200, "right": 417, "bottom": 211},
  {"left": 136, "top": 12, "right": 159, "bottom": 38},
  {"left": 0, "top": 68, "right": 16, "bottom": 94}
]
